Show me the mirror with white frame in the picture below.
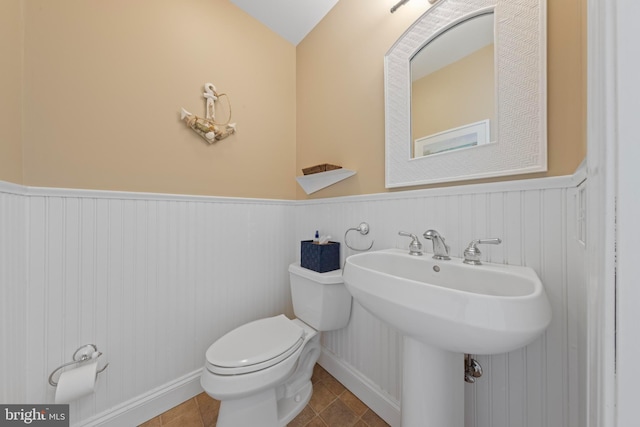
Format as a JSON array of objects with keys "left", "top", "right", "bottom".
[{"left": 385, "top": 0, "right": 546, "bottom": 187}]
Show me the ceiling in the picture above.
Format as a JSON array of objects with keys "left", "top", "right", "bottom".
[{"left": 229, "top": 0, "right": 340, "bottom": 45}]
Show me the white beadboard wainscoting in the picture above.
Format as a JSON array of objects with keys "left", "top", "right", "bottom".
[
  {"left": 1, "top": 184, "right": 297, "bottom": 426},
  {"left": 0, "top": 183, "right": 28, "bottom": 404},
  {"left": 0, "top": 169, "right": 586, "bottom": 427}
]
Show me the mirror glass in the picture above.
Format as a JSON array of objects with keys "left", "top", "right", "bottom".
[
  {"left": 385, "top": 0, "right": 546, "bottom": 188},
  {"left": 410, "top": 13, "right": 495, "bottom": 158}
]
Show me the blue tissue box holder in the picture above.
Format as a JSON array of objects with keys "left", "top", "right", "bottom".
[{"left": 300, "top": 240, "right": 340, "bottom": 273}]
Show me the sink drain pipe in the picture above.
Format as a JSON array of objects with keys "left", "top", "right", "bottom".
[{"left": 464, "top": 354, "right": 483, "bottom": 383}]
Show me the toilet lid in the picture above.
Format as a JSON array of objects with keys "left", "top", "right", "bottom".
[{"left": 205, "top": 315, "right": 305, "bottom": 375}]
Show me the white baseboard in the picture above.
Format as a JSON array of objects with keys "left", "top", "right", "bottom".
[
  {"left": 318, "top": 349, "right": 401, "bottom": 427},
  {"left": 79, "top": 353, "right": 401, "bottom": 427},
  {"left": 78, "top": 369, "right": 204, "bottom": 427}
]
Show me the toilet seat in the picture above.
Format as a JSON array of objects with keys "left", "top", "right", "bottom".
[{"left": 206, "top": 315, "right": 305, "bottom": 375}]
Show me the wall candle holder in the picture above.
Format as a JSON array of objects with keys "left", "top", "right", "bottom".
[{"left": 181, "top": 83, "right": 237, "bottom": 144}]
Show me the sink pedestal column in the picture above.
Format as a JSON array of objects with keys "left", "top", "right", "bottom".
[{"left": 402, "top": 337, "right": 464, "bottom": 427}]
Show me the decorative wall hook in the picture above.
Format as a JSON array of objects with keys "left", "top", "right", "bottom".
[{"left": 181, "top": 83, "right": 236, "bottom": 144}]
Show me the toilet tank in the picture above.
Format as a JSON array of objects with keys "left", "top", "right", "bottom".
[{"left": 288, "top": 263, "right": 352, "bottom": 331}]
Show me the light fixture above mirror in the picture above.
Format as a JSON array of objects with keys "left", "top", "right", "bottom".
[
  {"left": 390, "top": 0, "right": 438, "bottom": 14},
  {"left": 385, "top": 0, "right": 547, "bottom": 188}
]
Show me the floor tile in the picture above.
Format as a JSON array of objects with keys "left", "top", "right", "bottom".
[
  {"left": 288, "top": 404, "right": 316, "bottom": 427},
  {"left": 320, "top": 399, "right": 359, "bottom": 427},
  {"left": 306, "top": 416, "right": 329, "bottom": 426},
  {"left": 309, "top": 381, "right": 338, "bottom": 413},
  {"left": 312, "top": 364, "right": 333, "bottom": 383},
  {"left": 195, "top": 392, "right": 219, "bottom": 427},
  {"left": 159, "top": 399, "right": 200, "bottom": 425},
  {"left": 339, "top": 390, "right": 368, "bottom": 417},
  {"left": 322, "top": 375, "right": 347, "bottom": 396},
  {"left": 161, "top": 410, "right": 204, "bottom": 427},
  {"left": 360, "top": 408, "right": 390, "bottom": 427},
  {"left": 138, "top": 416, "right": 161, "bottom": 427}
]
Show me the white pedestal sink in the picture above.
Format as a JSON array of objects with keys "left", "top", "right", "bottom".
[{"left": 343, "top": 248, "right": 552, "bottom": 427}]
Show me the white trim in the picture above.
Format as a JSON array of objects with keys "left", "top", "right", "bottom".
[
  {"left": 585, "top": 0, "right": 617, "bottom": 425},
  {"left": 73, "top": 349, "right": 405, "bottom": 427},
  {"left": 297, "top": 172, "right": 581, "bottom": 206},
  {"left": 0, "top": 169, "right": 582, "bottom": 206},
  {"left": 4, "top": 180, "right": 290, "bottom": 205},
  {"left": 77, "top": 369, "right": 203, "bottom": 427},
  {"left": 612, "top": 1, "right": 640, "bottom": 426},
  {"left": 24, "top": 186, "right": 292, "bottom": 205},
  {"left": 318, "top": 349, "right": 401, "bottom": 427},
  {"left": 0, "top": 180, "right": 27, "bottom": 195}
]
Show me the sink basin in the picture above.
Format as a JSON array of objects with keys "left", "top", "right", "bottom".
[
  {"left": 343, "top": 248, "right": 552, "bottom": 426},
  {"left": 343, "top": 248, "right": 552, "bottom": 355}
]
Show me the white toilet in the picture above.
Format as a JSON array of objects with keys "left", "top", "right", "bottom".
[{"left": 200, "top": 263, "right": 352, "bottom": 427}]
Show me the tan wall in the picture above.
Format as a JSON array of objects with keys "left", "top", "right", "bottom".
[
  {"left": 5, "top": 0, "right": 585, "bottom": 199},
  {"left": 0, "top": 0, "right": 24, "bottom": 184},
  {"left": 412, "top": 44, "right": 495, "bottom": 144},
  {"left": 296, "top": 0, "right": 586, "bottom": 198},
  {"left": 21, "top": 0, "right": 297, "bottom": 198}
]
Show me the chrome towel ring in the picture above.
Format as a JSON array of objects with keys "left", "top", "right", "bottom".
[{"left": 344, "top": 222, "right": 374, "bottom": 252}]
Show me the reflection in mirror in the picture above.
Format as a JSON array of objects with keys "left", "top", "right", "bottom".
[{"left": 410, "top": 13, "right": 494, "bottom": 158}]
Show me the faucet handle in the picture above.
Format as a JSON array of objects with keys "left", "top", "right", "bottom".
[
  {"left": 463, "top": 238, "right": 502, "bottom": 265},
  {"left": 398, "top": 231, "right": 423, "bottom": 256}
]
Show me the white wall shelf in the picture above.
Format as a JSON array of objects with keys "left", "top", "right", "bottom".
[{"left": 295, "top": 169, "right": 356, "bottom": 194}]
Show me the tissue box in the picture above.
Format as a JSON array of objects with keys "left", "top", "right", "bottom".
[{"left": 300, "top": 240, "right": 340, "bottom": 273}]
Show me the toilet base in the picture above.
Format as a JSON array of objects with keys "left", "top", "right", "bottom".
[
  {"left": 277, "top": 381, "right": 313, "bottom": 425},
  {"left": 217, "top": 388, "right": 279, "bottom": 427},
  {"left": 211, "top": 322, "right": 321, "bottom": 427},
  {"left": 215, "top": 380, "right": 312, "bottom": 427}
]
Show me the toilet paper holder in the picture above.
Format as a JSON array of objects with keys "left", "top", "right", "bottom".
[{"left": 48, "top": 344, "right": 109, "bottom": 387}]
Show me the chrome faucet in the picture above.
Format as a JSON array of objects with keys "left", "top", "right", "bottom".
[
  {"left": 398, "top": 231, "right": 423, "bottom": 256},
  {"left": 423, "top": 230, "right": 450, "bottom": 260}
]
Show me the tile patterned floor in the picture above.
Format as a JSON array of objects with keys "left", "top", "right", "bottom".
[{"left": 139, "top": 364, "right": 390, "bottom": 427}]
